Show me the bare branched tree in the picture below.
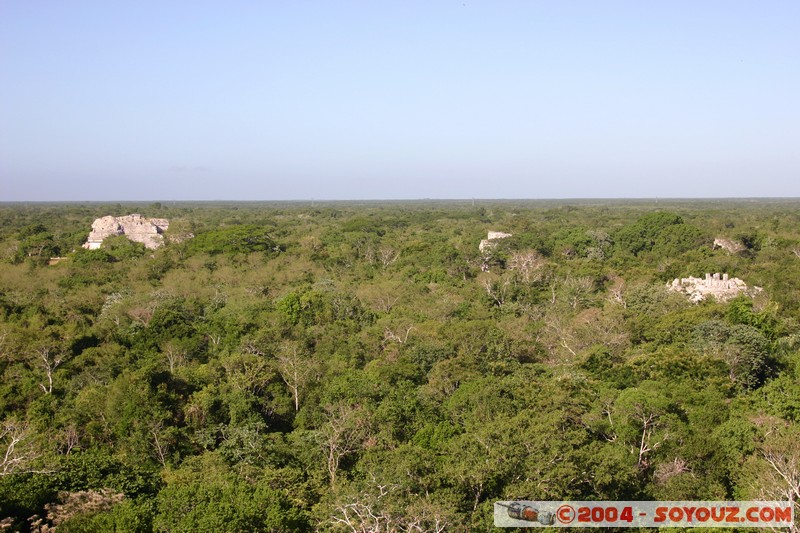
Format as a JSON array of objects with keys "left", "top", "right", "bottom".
[
  {"left": 632, "top": 407, "right": 666, "bottom": 470},
  {"left": 276, "top": 341, "right": 316, "bottom": 412},
  {"left": 383, "top": 325, "right": 414, "bottom": 345},
  {"left": 507, "top": 250, "right": 545, "bottom": 283},
  {"left": 330, "top": 476, "right": 451, "bottom": 533},
  {"left": 1, "top": 420, "right": 43, "bottom": 476},
  {"left": 99, "top": 292, "right": 125, "bottom": 326},
  {"left": 655, "top": 457, "right": 690, "bottom": 484},
  {"left": 149, "top": 421, "right": 170, "bottom": 467},
  {"left": 0, "top": 330, "right": 9, "bottom": 360},
  {"left": 319, "top": 403, "right": 370, "bottom": 487},
  {"left": 378, "top": 247, "right": 399, "bottom": 269},
  {"left": 563, "top": 276, "right": 595, "bottom": 310},
  {"left": 35, "top": 347, "right": 62, "bottom": 395},
  {"left": 481, "top": 276, "right": 511, "bottom": 307},
  {"left": 374, "top": 295, "right": 399, "bottom": 313},
  {"left": 607, "top": 279, "right": 627, "bottom": 308},
  {"left": 757, "top": 441, "right": 800, "bottom": 533},
  {"left": 35, "top": 489, "right": 125, "bottom": 530},
  {"left": 126, "top": 304, "right": 154, "bottom": 326},
  {"left": 161, "top": 341, "right": 186, "bottom": 374},
  {"left": 58, "top": 425, "right": 80, "bottom": 456},
  {"left": 543, "top": 314, "right": 578, "bottom": 359}
]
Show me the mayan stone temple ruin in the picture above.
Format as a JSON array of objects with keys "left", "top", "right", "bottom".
[
  {"left": 83, "top": 214, "right": 169, "bottom": 250},
  {"left": 479, "top": 231, "right": 512, "bottom": 272},
  {"left": 479, "top": 231, "right": 512, "bottom": 252},
  {"left": 668, "top": 272, "right": 761, "bottom": 303}
]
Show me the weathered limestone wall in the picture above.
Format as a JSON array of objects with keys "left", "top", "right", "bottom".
[
  {"left": 479, "top": 230, "right": 513, "bottom": 271},
  {"left": 667, "top": 272, "right": 761, "bottom": 302},
  {"left": 479, "top": 231, "right": 512, "bottom": 253},
  {"left": 713, "top": 238, "right": 745, "bottom": 254},
  {"left": 83, "top": 214, "right": 169, "bottom": 250}
]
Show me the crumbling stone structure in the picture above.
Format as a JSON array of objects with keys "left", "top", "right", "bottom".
[
  {"left": 83, "top": 214, "right": 169, "bottom": 250},
  {"left": 668, "top": 272, "right": 761, "bottom": 303},
  {"left": 713, "top": 238, "right": 745, "bottom": 254},
  {"left": 479, "top": 231, "right": 512, "bottom": 253},
  {"left": 479, "top": 231, "right": 512, "bottom": 272}
]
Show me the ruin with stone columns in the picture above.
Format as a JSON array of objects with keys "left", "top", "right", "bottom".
[{"left": 667, "top": 272, "right": 762, "bottom": 303}]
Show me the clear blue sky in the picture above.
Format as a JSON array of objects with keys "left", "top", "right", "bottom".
[{"left": 1, "top": 1, "right": 798, "bottom": 200}]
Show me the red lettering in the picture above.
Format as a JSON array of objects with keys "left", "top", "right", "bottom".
[
  {"left": 696, "top": 507, "right": 710, "bottom": 522},
  {"left": 669, "top": 508, "right": 684, "bottom": 521},
  {"left": 775, "top": 507, "right": 792, "bottom": 523},
  {"left": 578, "top": 507, "right": 590, "bottom": 523},
  {"left": 760, "top": 507, "right": 774, "bottom": 521},
  {"left": 606, "top": 507, "right": 618, "bottom": 522},
  {"left": 620, "top": 506, "right": 633, "bottom": 523},
  {"left": 726, "top": 507, "right": 740, "bottom": 522},
  {"left": 746, "top": 507, "right": 760, "bottom": 522},
  {"left": 710, "top": 507, "right": 725, "bottom": 522},
  {"left": 654, "top": 507, "right": 668, "bottom": 523},
  {"left": 683, "top": 507, "right": 696, "bottom": 522}
]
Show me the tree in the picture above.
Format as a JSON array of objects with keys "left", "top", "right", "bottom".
[
  {"left": 377, "top": 246, "right": 400, "bottom": 269},
  {"left": 275, "top": 341, "right": 316, "bottom": 412},
  {"left": 651, "top": 223, "right": 707, "bottom": 256},
  {"left": 331, "top": 473, "right": 452, "bottom": 533},
  {"left": 154, "top": 453, "right": 309, "bottom": 532},
  {"left": 189, "top": 225, "right": 281, "bottom": 256},
  {"left": 34, "top": 346, "right": 63, "bottom": 395},
  {"left": 33, "top": 488, "right": 125, "bottom": 531},
  {"left": 693, "top": 320, "right": 771, "bottom": 390},
  {"left": 614, "top": 212, "right": 685, "bottom": 256},
  {"left": 610, "top": 383, "right": 677, "bottom": 472},
  {"left": 12, "top": 225, "right": 59, "bottom": 265},
  {"left": 160, "top": 340, "right": 186, "bottom": 375},
  {"left": 0, "top": 419, "right": 45, "bottom": 476},
  {"left": 319, "top": 403, "right": 371, "bottom": 487},
  {"left": 507, "top": 250, "right": 545, "bottom": 283},
  {"left": 738, "top": 426, "right": 800, "bottom": 533}
]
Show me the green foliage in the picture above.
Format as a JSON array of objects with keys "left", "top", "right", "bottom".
[
  {"left": 725, "top": 296, "right": 782, "bottom": 339},
  {"left": 578, "top": 345, "right": 636, "bottom": 388},
  {"left": 57, "top": 499, "right": 154, "bottom": 533},
  {"left": 154, "top": 453, "right": 309, "bottom": 532},
  {"left": 56, "top": 450, "right": 162, "bottom": 497},
  {"left": 340, "top": 216, "right": 386, "bottom": 235},
  {"left": 189, "top": 225, "right": 280, "bottom": 255},
  {"left": 12, "top": 225, "right": 59, "bottom": 265},
  {"left": 101, "top": 235, "right": 148, "bottom": 261},
  {"left": 551, "top": 227, "right": 595, "bottom": 257},
  {"left": 2, "top": 200, "right": 800, "bottom": 530},
  {"left": 651, "top": 222, "right": 708, "bottom": 256},
  {"left": 71, "top": 248, "right": 115, "bottom": 266},
  {"left": 615, "top": 212, "right": 683, "bottom": 255}
]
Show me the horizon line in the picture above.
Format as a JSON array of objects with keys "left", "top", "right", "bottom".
[{"left": 3, "top": 196, "right": 800, "bottom": 204}]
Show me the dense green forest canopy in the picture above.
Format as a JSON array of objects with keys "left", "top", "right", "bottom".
[{"left": 1, "top": 200, "right": 799, "bottom": 531}]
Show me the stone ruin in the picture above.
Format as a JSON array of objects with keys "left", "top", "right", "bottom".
[
  {"left": 479, "top": 231, "right": 512, "bottom": 272},
  {"left": 713, "top": 238, "right": 745, "bottom": 254},
  {"left": 667, "top": 273, "right": 762, "bottom": 303},
  {"left": 479, "top": 231, "right": 512, "bottom": 253},
  {"left": 83, "top": 214, "right": 169, "bottom": 250}
]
